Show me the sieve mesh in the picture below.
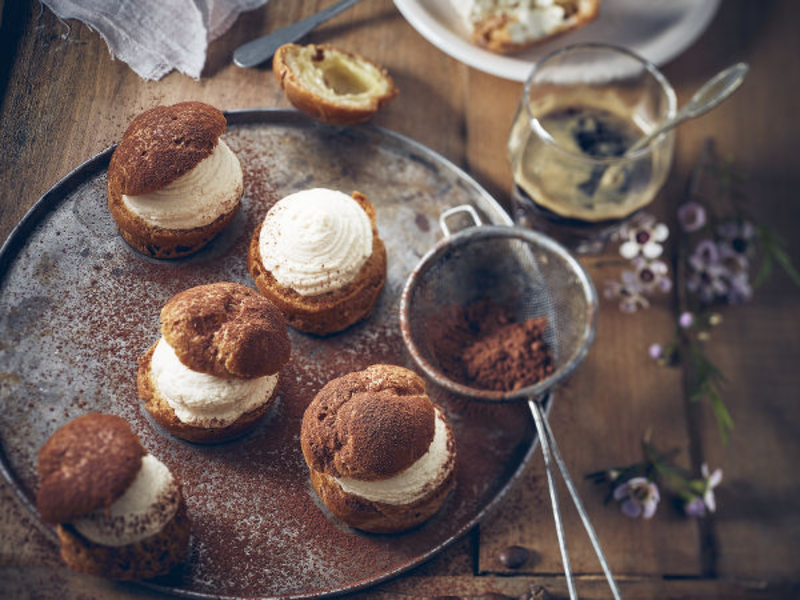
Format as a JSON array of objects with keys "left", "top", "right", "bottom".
[
  {"left": 401, "top": 224, "right": 597, "bottom": 403},
  {"left": 400, "top": 217, "right": 621, "bottom": 600}
]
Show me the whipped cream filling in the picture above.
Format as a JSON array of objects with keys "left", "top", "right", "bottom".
[
  {"left": 455, "top": 0, "right": 565, "bottom": 42},
  {"left": 150, "top": 337, "right": 278, "bottom": 427},
  {"left": 334, "top": 408, "right": 454, "bottom": 505},
  {"left": 73, "top": 454, "right": 180, "bottom": 547},
  {"left": 258, "top": 188, "right": 373, "bottom": 296},
  {"left": 122, "top": 138, "right": 243, "bottom": 230}
]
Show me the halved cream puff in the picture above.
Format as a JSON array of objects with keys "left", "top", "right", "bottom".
[{"left": 274, "top": 43, "right": 398, "bottom": 125}]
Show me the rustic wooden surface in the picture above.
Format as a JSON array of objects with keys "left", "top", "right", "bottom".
[{"left": 1, "top": 0, "right": 799, "bottom": 598}]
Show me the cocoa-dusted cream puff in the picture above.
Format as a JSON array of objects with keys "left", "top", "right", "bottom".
[
  {"left": 36, "top": 413, "right": 190, "bottom": 580},
  {"left": 301, "top": 364, "right": 457, "bottom": 533},
  {"left": 107, "top": 101, "right": 243, "bottom": 259},
  {"left": 138, "top": 282, "right": 290, "bottom": 443},
  {"left": 248, "top": 188, "right": 387, "bottom": 335}
]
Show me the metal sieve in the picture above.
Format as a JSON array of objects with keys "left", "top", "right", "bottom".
[{"left": 399, "top": 205, "right": 620, "bottom": 600}]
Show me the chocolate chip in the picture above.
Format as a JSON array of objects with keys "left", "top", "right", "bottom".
[{"left": 498, "top": 544, "right": 529, "bottom": 569}]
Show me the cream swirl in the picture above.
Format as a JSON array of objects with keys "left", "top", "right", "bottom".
[
  {"left": 122, "top": 138, "right": 243, "bottom": 230},
  {"left": 333, "top": 408, "right": 454, "bottom": 505},
  {"left": 258, "top": 188, "right": 373, "bottom": 296},
  {"left": 150, "top": 337, "right": 278, "bottom": 427},
  {"left": 72, "top": 454, "right": 180, "bottom": 547}
]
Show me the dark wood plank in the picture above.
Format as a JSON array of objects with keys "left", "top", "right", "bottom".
[
  {"left": 663, "top": 1, "right": 800, "bottom": 581},
  {"left": 364, "top": 574, "right": 799, "bottom": 599},
  {"left": 2, "top": 567, "right": 798, "bottom": 599}
]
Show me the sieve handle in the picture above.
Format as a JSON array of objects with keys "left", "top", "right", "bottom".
[
  {"left": 529, "top": 399, "right": 578, "bottom": 600},
  {"left": 438, "top": 204, "right": 483, "bottom": 237},
  {"left": 540, "top": 408, "right": 623, "bottom": 599}
]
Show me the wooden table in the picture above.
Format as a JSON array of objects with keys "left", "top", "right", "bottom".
[{"left": 1, "top": 1, "right": 798, "bottom": 597}]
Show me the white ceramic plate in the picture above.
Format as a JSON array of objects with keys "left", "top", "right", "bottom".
[{"left": 393, "top": 0, "right": 721, "bottom": 81}]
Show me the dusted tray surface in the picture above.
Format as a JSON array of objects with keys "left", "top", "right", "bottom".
[{"left": 0, "top": 110, "right": 538, "bottom": 598}]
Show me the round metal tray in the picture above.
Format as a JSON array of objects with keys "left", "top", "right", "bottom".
[{"left": 0, "top": 109, "right": 545, "bottom": 598}]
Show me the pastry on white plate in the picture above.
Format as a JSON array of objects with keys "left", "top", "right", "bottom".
[{"left": 452, "top": 0, "right": 599, "bottom": 54}]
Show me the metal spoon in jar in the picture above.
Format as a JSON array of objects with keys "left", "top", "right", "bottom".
[{"left": 600, "top": 62, "right": 749, "bottom": 190}]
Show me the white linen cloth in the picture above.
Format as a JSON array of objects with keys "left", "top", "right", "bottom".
[{"left": 41, "top": 0, "right": 269, "bottom": 80}]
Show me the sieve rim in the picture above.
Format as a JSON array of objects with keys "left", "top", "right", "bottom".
[{"left": 399, "top": 225, "right": 598, "bottom": 403}]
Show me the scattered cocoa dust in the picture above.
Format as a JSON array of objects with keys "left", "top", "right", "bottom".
[{"left": 428, "top": 299, "right": 554, "bottom": 392}]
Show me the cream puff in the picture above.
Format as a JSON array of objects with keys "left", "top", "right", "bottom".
[
  {"left": 248, "top": 188, "right": 387, "bottom": 336},
  {"left": 274, "top": 43, "right": 398, "bottom": 125},
  {"left": 107, "top": 101, "right": 243, "bottom": 259},
  {"left": 36, "top": 413, "right": 190, "bottom": 580},
  {"left": 300, "top": 365, "right": 457, "bottom": 533},
  {"left": 138, "top": 282, "right": 291, "bottom": 443}
]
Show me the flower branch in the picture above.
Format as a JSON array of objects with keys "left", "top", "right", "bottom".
[
  {"left": 593, "top": 140, "right": 799, "bottom": 519},
  {"left": 586, "top": 435, "right": 722, "bottom": 520}
]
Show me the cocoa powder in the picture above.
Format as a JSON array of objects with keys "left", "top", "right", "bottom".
[{"left": 429, "top": 299, "right": 554, "bottom": 392}]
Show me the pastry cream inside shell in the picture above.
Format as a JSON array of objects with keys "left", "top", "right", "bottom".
[
  {"left": 150, "top": 337, "right": 278, "bottom": 427},
  {"left": 287, "top": 46, "right": 393, "bottom": 107},
  {"left": 122, "top": 139, "right": 243, "bottom": 230},
  {"left": 72, "top": 454, "right": 180, "bottom": 547},
  {"left": 258, "top": 188, "right": 373, "bottom": 296},
  {"left": 333, "top": 408, "right": 454, "bottom": 505}
]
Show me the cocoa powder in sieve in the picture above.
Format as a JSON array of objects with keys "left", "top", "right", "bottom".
[{"left": 428, "top": 299, "right": 554, "bottom": 392}]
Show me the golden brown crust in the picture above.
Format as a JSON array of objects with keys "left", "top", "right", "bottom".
[
  {"left": 247, "top": 192, "right": 387, "bottom": 336},
  {"left": 160, "top": 282, "right": 290, "bottom": 379},
  {"left": 308, "top": 447, "right": 456, "bottom": 533},
  {"left": 108, "top": 102, "right": 226, "bottom": 196},
  {"left": 56, "top": 492, "right": 191, "bottom": 580},
  {"left": 107, "top": 187, "right": 240, "bottom": 259},
  {"left": 274, "top": 43, "right": 398, "bottom": 125},
  {"left": 472, "top": 0, "right": 600, "bottom": 54},
  {"left": 138, "top": 344, "right": 280, "bottom": 444},
  {"left": 301, "top": 365, "right": 435, "bottom": 481},
  {"left": 36, "top": 414, "right": 145, "bottom": 524}
]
